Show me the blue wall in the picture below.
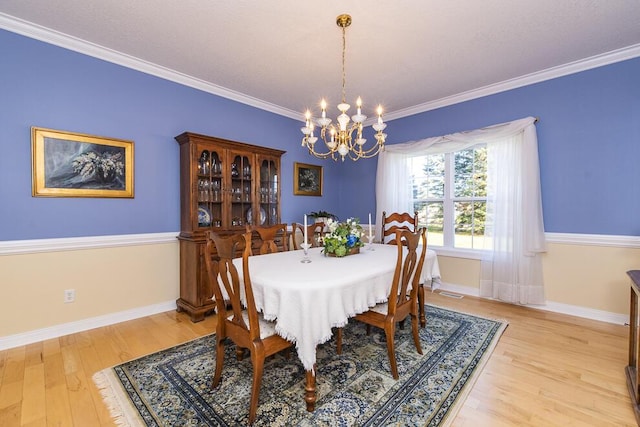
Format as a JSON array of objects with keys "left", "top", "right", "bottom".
[
  {"left": 2, "top": 28, "right": 639, "bottom": 240},
  {"left": 0, "top": 29, "right": 341, "bottom": 241},
  {"left": 339, "top": 58, "right": 640, "bottom": 236}
]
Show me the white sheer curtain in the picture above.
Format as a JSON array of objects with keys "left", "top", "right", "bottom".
[{"left": 375, "top": 116, "right": 546, "bottom": 305}]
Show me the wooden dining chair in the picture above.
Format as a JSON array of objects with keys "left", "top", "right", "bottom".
[
  {"left": 246, "top": 223, "right": 289, "bottom": 254},
  {"left": 351, "top": 227, "right": 427, "bottom": 379},
  {"left": 381, "top": 211, "right": 418, "bottom": 245},
  {"left": 291, "top": 222, "right": 326, "bottom": 249},
  {"left": 204, "top": 231, "right": 294, "bottom": 424},
  {"left": 381, "top": 210, "right": 427, "bottom": 328}
]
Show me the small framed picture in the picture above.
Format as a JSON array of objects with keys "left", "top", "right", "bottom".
[
  {"left": 293, "top": 162, "right": 322, "bottom": 196},
  {"left": 31, "top": 127, "right": 134, "bottom": 198}
]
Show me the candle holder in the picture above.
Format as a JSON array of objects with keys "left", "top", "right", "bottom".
[
  {"left": 367, "top": 234, "right": 376, "bottom": 251},
  {"left": 300, "top": 243, "right": 312, "bottom": 263}
]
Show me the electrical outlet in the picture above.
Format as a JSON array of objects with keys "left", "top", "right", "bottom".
[{"left": 64, "top": 289, "right": 75, "bottom": 303}]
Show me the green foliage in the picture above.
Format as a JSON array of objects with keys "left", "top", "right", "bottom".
[
  {"left": 453, "top": 147, "right": 487, "bottom": 234},
  {"left": 308, "top": 210, "right": 338, "bottom": 220},
  {"left": 323, "top": 218, "right": 364, "bottom": 257}
]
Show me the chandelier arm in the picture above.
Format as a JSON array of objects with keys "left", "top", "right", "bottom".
[
  {"left": 304, "top": 133, "right": 343, "bottom": 161},
  {"left": 345, "top": 143, "right": 384, "bottom": 161},
  {"left": 305, "top": 144, "right": 337, "bottom": 160}
]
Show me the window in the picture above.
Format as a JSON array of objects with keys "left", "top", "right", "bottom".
[{"left": 409, "top": 145, "right": 487, "bottom": 250}]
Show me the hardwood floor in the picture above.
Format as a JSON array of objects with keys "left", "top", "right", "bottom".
[{"left": 0, "top": 292, "right": 636, "bottom": 426}]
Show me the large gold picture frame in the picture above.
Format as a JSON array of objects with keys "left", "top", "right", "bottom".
[
  {"left": 293, "top": 162, "right": 322, "bottom": 196},
  {"left": 31, "top": 127, "right": 134, "bottom": 198}
]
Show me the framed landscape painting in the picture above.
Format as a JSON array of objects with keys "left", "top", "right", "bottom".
[
  {"left": 31, "top": 127, "right": 134, "bottom": 198},
  {"left": 293, "top": 162, "right": 322, "bottom": 196}
]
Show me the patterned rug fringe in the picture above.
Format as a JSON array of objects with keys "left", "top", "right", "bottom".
[{"left": 93, "top": 369, "right": 145, "bottom": 427}]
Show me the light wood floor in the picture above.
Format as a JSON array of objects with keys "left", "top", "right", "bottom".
[{"left": 0, "top": 292, "right": 636, "bottom": 426}]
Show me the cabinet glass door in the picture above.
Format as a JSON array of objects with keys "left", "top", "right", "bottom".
[
  {"left": 259, "top": 158, "right": 279, "bottom": 225},
  {"left": 230, "top": 153, "right": 253, "bottom": 228},
  {"left": 196, "top": 148, "right": 223, "bottom": 229}
]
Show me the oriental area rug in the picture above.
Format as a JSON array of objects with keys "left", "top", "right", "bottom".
[{"left": 93, "top": 305, "right": 507, "bottom": 426}]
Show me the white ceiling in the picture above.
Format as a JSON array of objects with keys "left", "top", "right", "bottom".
[{"left": 1, "top": 1, "right": 640, "bottom": 122}]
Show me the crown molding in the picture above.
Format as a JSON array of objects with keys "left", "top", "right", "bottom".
[
  {"left": 0, "top": 13, "right": 301, "bottom": 120},
  {"left": 384, "top": 43, "right": 640, "bottom": 121},
  {"left": 1, "top": 13, "right": 640, "bottom": 124}
]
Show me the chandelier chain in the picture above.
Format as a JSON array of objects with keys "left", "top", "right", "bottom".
[{"left": 341, "top": 24, "right": 347, "bottom": 104}]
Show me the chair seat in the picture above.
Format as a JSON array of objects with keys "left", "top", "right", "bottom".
[
  {"left": 230, "top": 311, "right": 279, "bottom": 340},
  {"left": 369, "top": 302, "right": 389, "bottom": 315}
]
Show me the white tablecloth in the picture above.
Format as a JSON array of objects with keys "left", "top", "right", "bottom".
[{"left": 233, "top": 244, "right": 440, "bottom": 371}]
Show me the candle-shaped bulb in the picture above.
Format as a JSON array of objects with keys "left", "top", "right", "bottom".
[
  {"left": 304, "top": 109, "right": 311, "bottom": 127},
  {"left": 356, "top": 97, "right": 362, "bottom": 115},
  {"left": 321, "top": 99, "right": 327, "bottom": 118},
  {"left": 377, "top": 105, "right": 383, "bottom": 124},
  {"left": 310, "top": 123, "right": 314, "bottom": 137},
  {"left": 330, "top": 127, "right": 335, "bottom": 142}
]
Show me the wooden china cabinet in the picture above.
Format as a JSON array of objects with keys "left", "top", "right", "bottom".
[{"left": 175, "top": 132, "right": 285, "bottom": 322}]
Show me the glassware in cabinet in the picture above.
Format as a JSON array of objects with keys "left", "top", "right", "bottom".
[
  {"left": 259, "top": 157, "right": 280, "bottom": 225},
  {"left": 230, "top": 154, "right": 253, "bottom": 228},
  {"left": 196, "top": 148, "right": 223, "bottom": 229}
]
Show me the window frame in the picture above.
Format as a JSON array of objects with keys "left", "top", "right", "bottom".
[{"left": 409, "top": 144, "right": 489, "bottom": 259}]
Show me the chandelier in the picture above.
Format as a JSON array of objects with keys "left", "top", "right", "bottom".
[{"left": 301, "top": 14, "right": 387, "bottom": 162}]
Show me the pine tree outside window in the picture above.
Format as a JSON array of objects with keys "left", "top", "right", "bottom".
[{"left": 409, "top": 145, "right": 487, "bottom": 250}]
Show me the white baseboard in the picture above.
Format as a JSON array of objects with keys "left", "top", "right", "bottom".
[
  {"left": 434, "top": 282, "right": 627, "bottom": 325},
  {"left": 534, "top": 301, "right": 627, "bottom": 325},
  {"left": 0, "top": 300, "right": 177, "bottom": 351},
  {"left": 0, "top": 280, "right": 628, "bottom": 352}
]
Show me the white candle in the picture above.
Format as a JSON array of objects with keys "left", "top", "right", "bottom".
[
  {"left": 368, "top": 213, "right": 373, "bottom": 239},
  {"left": 303, "top": 214, "right": 308, "bottom": 247}
]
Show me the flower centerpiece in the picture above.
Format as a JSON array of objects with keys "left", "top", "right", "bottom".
[{"left": 323, "top": 217, "right": 365, "bottom": 257}]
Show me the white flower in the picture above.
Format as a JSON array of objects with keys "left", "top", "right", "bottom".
[{"left": 327, "top": 218, "right": 338, "bottom": 232}]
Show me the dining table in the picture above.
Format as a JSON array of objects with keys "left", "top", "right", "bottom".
[{"left": 232, "top": 243, "right": 441, "bottom": 411}]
